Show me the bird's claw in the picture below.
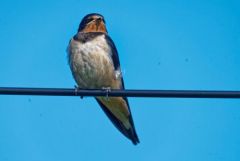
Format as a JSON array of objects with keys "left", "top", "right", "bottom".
[
  {"left": 74, "top": 85, "right": 84, "bottom": 99},
  {"left": 102, "top": 87, "right": 111, "bottom": 100}
]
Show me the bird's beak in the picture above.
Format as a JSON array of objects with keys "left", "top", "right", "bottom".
[{"left": 96, "top": 18, "right": 103, "bottom": 25}]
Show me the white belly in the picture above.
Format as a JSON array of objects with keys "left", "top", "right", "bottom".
[{"left": 68, "top": 35, "right": 117, "bottom": 89}]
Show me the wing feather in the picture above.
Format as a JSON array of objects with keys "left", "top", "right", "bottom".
[{"left": 96, "top": 34, "right": 139, "bottom": 144}]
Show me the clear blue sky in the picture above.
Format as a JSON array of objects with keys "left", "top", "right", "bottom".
[{"left": 0, "top": 0, "right": 240, "bottom": 161}]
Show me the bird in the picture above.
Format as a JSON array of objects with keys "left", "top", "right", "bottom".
[{"left": 67, "top": 13, "right": 140, "bottom": 145}]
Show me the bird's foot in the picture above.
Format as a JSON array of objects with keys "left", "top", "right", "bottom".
[
  {"left": 102, "top": 87, "right": 111, "bottom": 100},
  {"left": 74, "top": 85, "right": 84, "bottom": 99}
]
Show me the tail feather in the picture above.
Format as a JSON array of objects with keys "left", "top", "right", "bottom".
[{"left": 95, "top": 98, "right": 139, "bottom": 145}]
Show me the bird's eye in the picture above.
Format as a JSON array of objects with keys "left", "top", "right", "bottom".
[
  {"left": 96, "top": 17, "right": 102, "bottom": 21},
  {"left": 86, "top": 18, "right": 94, "bottom": 24}
]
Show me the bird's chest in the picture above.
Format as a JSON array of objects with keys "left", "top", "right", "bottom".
[{"left": 69, "top": 36, "right": 115, "bottom": 88}]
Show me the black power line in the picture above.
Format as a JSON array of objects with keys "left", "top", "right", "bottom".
[{"left": 0, "top": 87, "right": 240, "bottom": 99}]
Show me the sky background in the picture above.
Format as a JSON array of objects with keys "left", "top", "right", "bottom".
[{"left": 0, "top": 0, "right": 240, "bottom": 161}]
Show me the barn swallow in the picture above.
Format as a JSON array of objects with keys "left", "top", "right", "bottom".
[{"left": 67, "top": 13, "right": 139, "bottom": 145}]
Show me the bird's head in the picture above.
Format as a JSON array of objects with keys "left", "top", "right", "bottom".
[{"left": 78, "top": 13, "right": 107, "bottom": 33}]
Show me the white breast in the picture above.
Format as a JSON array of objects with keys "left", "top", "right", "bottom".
[{"left": 68, "top": 35, "right": 117, "bottom": 89}]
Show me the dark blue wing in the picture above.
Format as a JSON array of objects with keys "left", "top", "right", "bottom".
[
  {"left": 104, "top": 34, "right": 121, "bottom": 72},
  {"left": 104, "top": 34, "right": 128, "bottom": 90},
  {"left": 96, "top": 34, "right": 140, "bottom": 145}
]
